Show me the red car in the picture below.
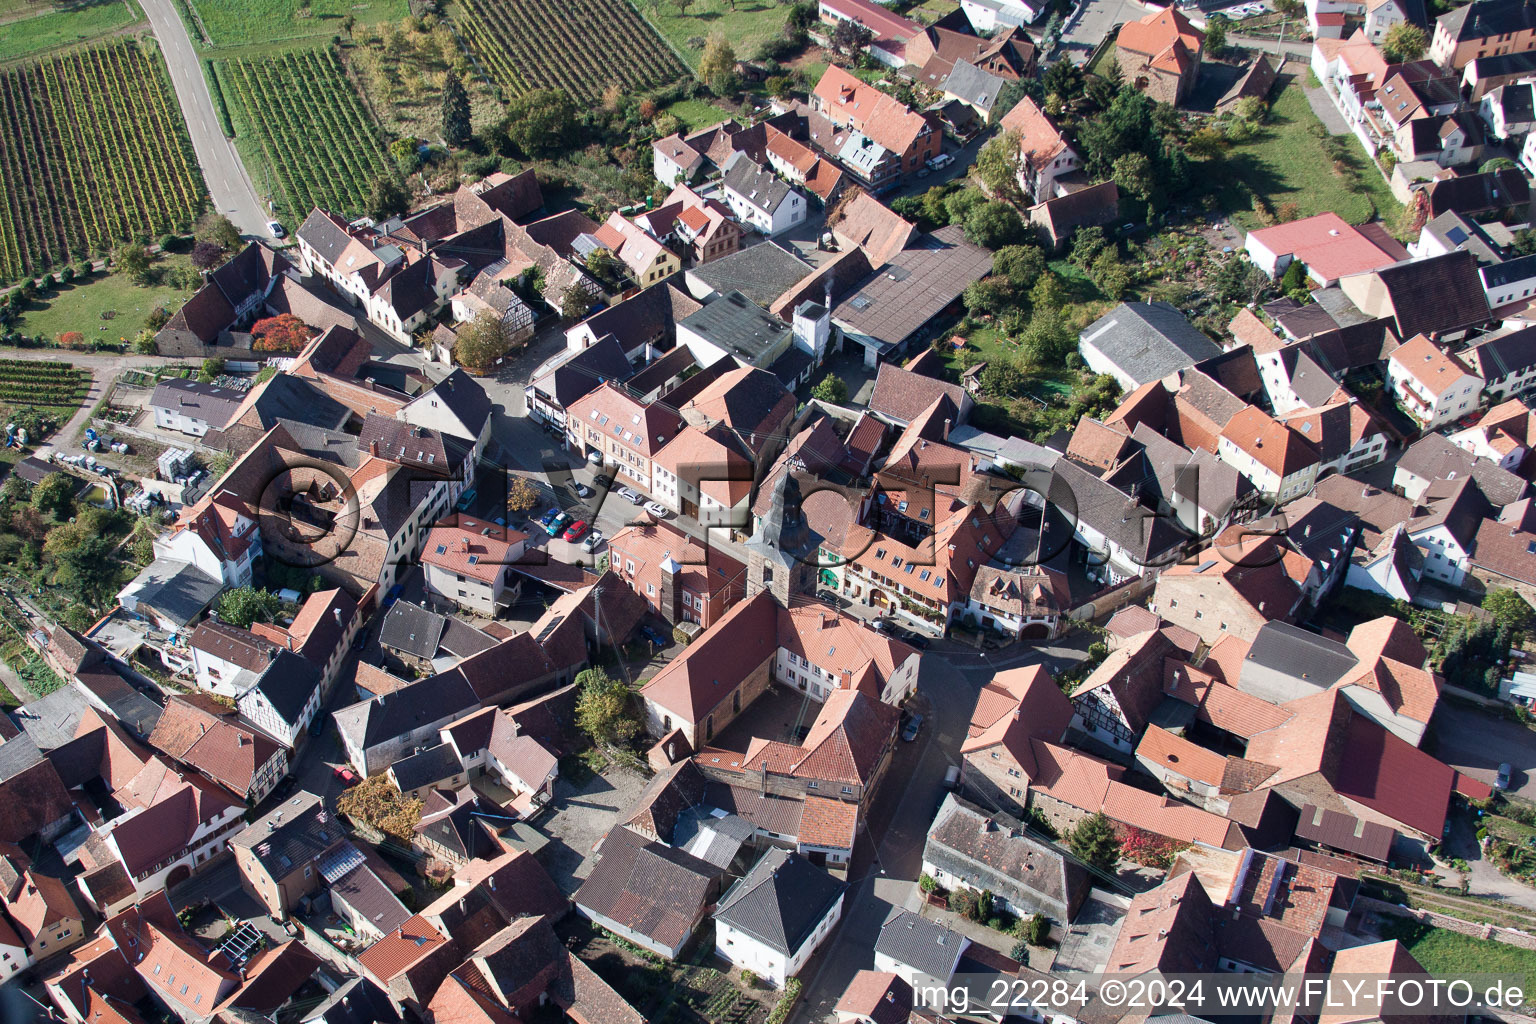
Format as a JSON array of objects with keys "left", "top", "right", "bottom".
[
  {"left": 562, "top": 519, "right": 590, "bottom": 541},
  {"left": 332, "top": 765, "right": 359, "bottom": 786}
]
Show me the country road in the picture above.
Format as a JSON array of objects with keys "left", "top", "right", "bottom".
[{"left": 138, "top": 0, "right": 274, "bottom": 240}]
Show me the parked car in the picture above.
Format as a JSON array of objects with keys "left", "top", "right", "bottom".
[
  {"left": 268, "top": 220, "right": 286, "bottom": 238},
  {"left": 562, "top": 519, "right": 590, "bottom": 541},
  {"left": 902, "top": 713, "right": 923, "bottom": 742},
  {"left": 892, "top": 625, "right": 931, "bottom": 649},
  {"left": 644, "top": 501, "right": 670, "bottom": 518},
  {"left": 586, "top": 450, "right": 604, "bottom": 466},
  {"left": 1498, "top": 763, "right": 1513, "bottom": 790},
  {"left": 618, "top": 486, "right": 644, "bottom": 504},
  {"left": 640, "top": 625, "right": 670, "bottom": 647},
  {"left": 574, "top": 482, "right": 592, "bottom": 498},
  {"left": 541, "top": 511, "right": 571, "bottom": 536},
  {"left": 593, "top": 473, "right": 613, "bottom": 489},
  {"left": 382, "top": 584, "right": 404, "bottom": 609},
  {"left": 332, "top": 765, "right": 359, "bottom": 786},
  {"left": 581, "top": 529, "right": 603, "bottom": 553},
  {"left": 456, "top": 488, "right": 477, "bottom": 511}
]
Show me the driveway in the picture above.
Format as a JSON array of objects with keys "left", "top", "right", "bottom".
[
  {"left": 1427, "top": 701, "right": 1536, "bottom": 801},
  {"left": 536, "top": 762, "right": 648, "bottom": 894},
  {"left": 1060, "top": 0, "right": 1157, "bottom": 61},
  {"left": 138, "top": 0, "right": 273, "bottom": 239}
]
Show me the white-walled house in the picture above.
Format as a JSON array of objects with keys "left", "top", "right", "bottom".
[
  {"left": 714, "top": 849, "right": 845, "bottom": 989},
  {"left": 149, "top": 379, "right": 244, "bottom": 437},
  {"left": 1307, "top": 0, "right": 1413, "bottom": 39},
  {"left": 1386, "top": 334, "right": 1484, "bottom": 430},
  {"left": 1482, "top": 254, "right": 1536, "bottom": 309},
  {"left": 1215, "top": 407, "right": 1321, "bottom": 503},
  {"left": 153, "top": 491, "right": 260, "bottom": 588},
  {"left": 1463, "top": 327, "right": 1536, "bottom": 402},
  {"left": 720, "top": 152, "right": 808, "bottom": 237},
  {"left": 872, "top": 910, "right": 969, "bottom": 994},
  {"left": 102, "top": 771, "right": 246, "bottom": 900}
]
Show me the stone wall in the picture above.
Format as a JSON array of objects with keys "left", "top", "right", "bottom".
[{"left": 1356, "top": 895, "right": 1536, "bottom": 950}]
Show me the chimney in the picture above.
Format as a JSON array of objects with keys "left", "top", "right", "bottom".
[
  {"left": 369, "top": 440, "right": 378, "bottom": 456},
  {"left": 943, "top": 418, "right": 951, "bottom": 439},
  {"left": 760, "top": 760, "right": 769, "bottom": 794},
  {"left": 488, "top": 876, "right": 495, "bottom": 891}
]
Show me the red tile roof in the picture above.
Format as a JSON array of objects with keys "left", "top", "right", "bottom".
[
  {"left": 639, "top": 591, "right": 778, "bottom": 724},
  {"left": 421, "top": 518, "right": 525, "bottom": 584},
  {"left": 1247, "top": 212, "right": 1402, "bottom": 283}
]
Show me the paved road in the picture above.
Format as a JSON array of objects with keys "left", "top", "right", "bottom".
[
  {"left": 138, "top": 0, "right": 273, "bottom": 239},
  {"left": 1429, "top": 700, "right": 1536, "bottom": 802}
]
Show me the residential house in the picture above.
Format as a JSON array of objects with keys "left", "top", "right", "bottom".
[
  {"left": 1079, "top": 302, "right": 1224, "bottom": 391},
  {"left": 388, "top": 744, "right": 467, "bottom": 801},
  {"left": 921, "top": 793, "right": 1089, "bottom": 921},
  {"left": 564, "top": 280, "right": 701, "bottom": 361},
  {"left": 485, "top": 713, "right": 559, "bottom": 817},
  {"left": 1116, "top": 5, "right": 1203, "bottom": 104},
  {"left": 721, "top": 153, "right": 809, "bottom": 237},
  {"left": 607, "top": 518, "right": 746, "bottom": 627},
  {"left": 1430, "top": 0, "right": 1536, "bottom": 69},
  {"left": 997, "top": 97, "right": 1080, "bottom": 201},
  {"left": 150, "top": 379, "right": 245, "bottom": 437},
  {"left": 1215, "top": 405, "right": 1322, "bottom": 501},
  {"left": 148, "top": 694, "right": 288, "bottom": 804},
  {"left": 6, "top": 870, "right": 84, "bottom": 960},
  {"left": 594, "top": 212, "right": 682, "bottom": 287},
  {"left": 1424, "top": 165, "right": 1532, "bottom": 219},
  {"left": 563, "top": 381, "right": 684, "bottom": 493},
  {"left": 1451, "top": 397, "right": 1536, "bottom": 467},
  {"left": 245, "top": 587, "right": 361, "bottom": 727},
  {"left": 154, "top": 242, "right": 314, "bottom": 367},
  {"left": 230, "top": 792, "right": 348, "bottom": 918},
  {"left": 524, "top": 336, "right": 634, "bottom": 430},
  {"left": 1410, "top": 209, "right": 1507, "bottom": 262},
  {"left": 100, "top": 757, "right": 246, "bottom": 898},
  {"left": 1394, "top": 430, "right": 1528, "bottom": 503},
  {"left": 812, "top": 65, "right": 943, "bottom": 179},
  {"left": 1339, "top": 251, "right": 1492, "bottom": 341},
  {"left": 639, "top": 184, "right": 745, "bottom": 263},
  {"left": 1244, "top": 213, "right": 1407, "bottom": 287},
  {"left": 152, "top": 490, "right": 261, "bottom": 590},
  {"left": 1480, "top": 78, "right": 1536, "bottom": 137},
  {"left": 1150, "top": 538, "right": 1304, "bottom": 643},
  {"left": 764, "top": 126, "right": 848, "bottom": 207},
  {"left": 963, "top": 563, "right": 1072, "bottom": 641},
  {"left": 1308, "top": 0, "right": 1421, "bottom": 41},
  {"left": 1385, "top": 332, "right": 1484, "bottom": 429},
  {"left": 1482, "top": 252, "right": 1536, "bottom": 308},
  {"left": 816, "top": 0, "right": 923, "bottom": 68},
  {"left": 713, "top": 848, "right": 845, "bottom": 988},
  {"left": 872, "top": 909, "right": 968, "bottom": 993},
  {"left": 419, "top": 518, "right": 526, "bottom": 616}
]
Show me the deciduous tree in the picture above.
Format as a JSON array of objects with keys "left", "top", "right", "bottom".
[
  {"left": 1382, "top": 22, "right": 1428, "bottom": 62},
  {"left": 811, "top": 374, "right": 848, "bottom": 403},
  {"left": 114, "top": 244, "right": 152, "bottom": 286},
  {"left": 454, "top": 310, "right": 512, "bottom": 371},
  {"left": 575, "top": 668, "right": 640, "bottom": 747},
  {"left": 194, "top": 212, "right": 242, "bottom": 252},
  {"left": 699, "top": 33, "right": 739, "bottom": 96},
  {"left": 191, "top": 241, "right": 226, "bottom": 270},
  {"left": 251, "top": 314, "right": 315, "bottom": 353},
  {"left": 218, "top": 585, "right": 282, "bottom": 628}
]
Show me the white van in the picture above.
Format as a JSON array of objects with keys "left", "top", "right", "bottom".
[{"left": 927, "top": 153, "right": 954, "bottom": 171}]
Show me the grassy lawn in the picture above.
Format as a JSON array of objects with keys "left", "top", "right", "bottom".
[
  {"left": 187, "top": 0, "right": 406, "bottom": 47},
  {"left": 1087, "top": 41, "right": 1117, "bottom": 75},
  {"left": 664, "top": 97, "right": 734, "bottom": 131},
  {"left": 17, "top": 263, "right": 195, "bottom": 345},
  {"left": 640, "top": 0, "right": 792, "bottom": 68},
  {"left": 1381, "top": 918, "right": 1536, "bottom": 989},
  {"left": 1220, "top": 79, "right": 1402, "bottom": 230},
  {"left": 0, "top": 0, "right": 140, "bottom": 62}
]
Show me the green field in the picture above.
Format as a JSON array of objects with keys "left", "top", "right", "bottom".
[
  {"left": 1382, "top": 919, "right": 1536, "bottom": 989},
  {"left": 0, "top": 0, "right": 140, "bottom": 63},
  {"left": 17, "top": 262, "right": 195, "bottom": 344},
  {"left": 663, "top": 98, "right": 732, "bottom": 131},
  {"left": 217, "top": 45, "right": 392, "bottom": 219},
  {"left": 641, "top": 0, "right": 794, "bottom": 68},
  {"left": 185, "top": 0, "right": 406, "bottom": 47},
  {"left": 1220, "top": 80, "right": 1403, "bottom": 229}
]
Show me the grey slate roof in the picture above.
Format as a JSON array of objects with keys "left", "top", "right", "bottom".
[
  {"left": 722, "top": 151, "right": 795, "bottom": 215},
  {"left": 1079, "top": 302, "right": 1223, "bottom": 386},
  {"left": 232, "top": 791, "right": 347, "bottom": 876},
  {"left": 944, "top": 59, "right": 1007, "bottom": 114},
  {"left": 922, "top": 794, "right": 1088, "bottom": 920},
  {"left": 388, "top": 742, "right": 463, "bottom": 792},
  {"left": 247, "top": 650, "right": 323, "bottom": 727},
  {"left": 150, "top": 379, "right": 245, "bottom": 428},
  {"left": 832, "top": 225, "right": 993, "bottom": 350},
  {"left": 1397, "top": 433, "right": 1528, "bottom": 505},
  {"left": 1043, "top": 459, "right": 1194, "bottom": 566},
  {"left": 1420, "top": 211, "right": 1503, "bottom": 264},
  {"left": 1481, "top": 252, "right": 1536, "bottom": 290},
  {"left": 378, "top": 600, "right": 446, "bottom": 659},
  {"left": 687, "top": 242, "right": 813, "bottom": 309},
  {"left": 679, "top": 290, "right": 791, "bottom": 365},
  {"left": 574, "top": 827, "right": 718, "bottom": 949},
  {"left": 302, "top": 978, "right": 401, "bottom": 1024},
  {"left": 1278, "top": 343, "right": 1342, "bottom": 408},
  {"left": 1466, "top": 324, "right": 1536, "bottom": 379},
  {"left": 1241, "top": 621, "right": 1357, "bottom": 690},
  {"left": 874, "top": 908, "right": 965, "bottom": 980},
  {"left": 418, "top": 369, "right": 494, "bottom": 440},
  {"left": 335, "top": 672, "right": 480, "bottom": 751},
  {"left": 122, "top": 557, "right": 224, "bottom": 628},
  {"left": 527, "top": 335, "right": 635, "bottom": 412},
  {"left": 713, "top": 847, "right": 844, "bottom": 955}
]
